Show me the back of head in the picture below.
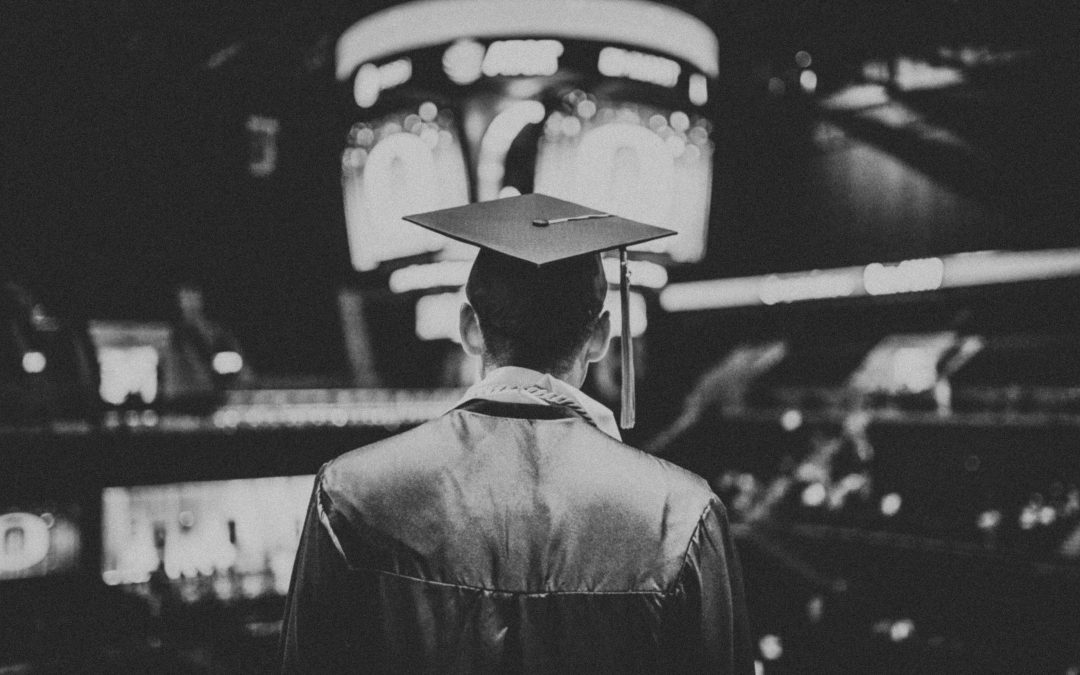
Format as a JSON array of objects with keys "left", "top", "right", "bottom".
[{"left": 465, "top": 249, "right": 606, "bottom": 373}]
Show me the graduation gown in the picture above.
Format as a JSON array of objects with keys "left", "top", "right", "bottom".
[{"left": 280, "top": 392, "right": 753, "bottom": 673}]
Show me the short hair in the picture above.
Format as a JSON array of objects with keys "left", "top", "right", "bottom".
[{"left": 465, "top": 249, "right": 607, "bottom": 373}]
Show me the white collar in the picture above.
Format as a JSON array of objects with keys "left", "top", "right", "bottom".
[{"left": 458, "top": 366, "right": 622, "bottom": 441}]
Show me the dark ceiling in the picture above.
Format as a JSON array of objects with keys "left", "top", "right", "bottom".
[{"left": 1, "top": 0, "right": 1077, "bottom": 323}]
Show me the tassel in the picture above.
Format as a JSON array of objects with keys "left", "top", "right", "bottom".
[{"left": 619, "top": 248, "right": 635, "bottom": 429}]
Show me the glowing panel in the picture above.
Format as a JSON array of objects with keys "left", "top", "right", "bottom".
[
  {"left": 98, "top": 346, "right": 160, "bottom": 406},
  {"left": 246, "top": 115, "right": 280, "bottom": 178},
  {"left": 336, "top": 0, "right": 719, "bottom": 80},
  {"left": 659, "top": 276, "right": 762, "bottom": 311},
  {"left": 477, "top": 100, "right": 548, "bottom": 201},
  {"left": 759, "top": 270, "right": 861, "bottom": 305},
  {"left": 88, "top": 321, "right": 172, "bottom": 406},
  {"left": 820, "top": 84, "right": 889, "bottom": 111},
  {"left": 415, "top": 291, "right": 466, "bottom": 342},
  {"left": 849, "top": 333, "right": 957, "bottom": 395},
  {"left": 604, "top": 290, "right": 647, "bottom": 338},
  {"left": 943, "top": 248, "right": 1080, "bottom": 287},
  {"left": 577, "top": 123, "right": 674, "bottom": 226},
  {"left": 535, "top": 101, "right": 713, "bottom": 263},
  {"left": 354, "top": 64, "right": 381, "bottom": 108},
  {"left": 893, "top": 57, "right": 964, "bottom": 91},
  {"left": 689, "top": 73, "right": 708, "bottom": 106},
  {"left": 21, "top": 351, "right": 46, "bottom": 373},
  {"left": 0, "top": 506, "right": 81, "bottom": 581},
  {"left": 0, "top": 513, "right": 49, "bottom": 573},
  {"left": 212, "top": 351, "right": 244, "bottom": 375},
  {"left": 660, "top": 248, "right": 1080, "bottom": 312},
  {"left": 443, "top": 39, "right": 486, "bottom": 85},
  {"left": 863, "top": 258, "right": 944, "bottom": 295},
  {"left": 343, "top": 105, "right": 472, "bottom": 271},
  {"left": 102, "top": 476, "right": 314, "bottom": 596},
  {"left": 353, "top": 58, "right": 414, "bottom": 108},
  {"left": 481, "top": 40, "right": 563, "bottom": 77},
  {"left": 598, "top": 47, "right": 680, "bottom": 87}
]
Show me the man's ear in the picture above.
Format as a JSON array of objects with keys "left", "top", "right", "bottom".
[
  {"left": 584, "top": 310, "right": 611, "bottom": 363},
  {"left": 459, "top": 302, "right": 485, "bottom": 356}
]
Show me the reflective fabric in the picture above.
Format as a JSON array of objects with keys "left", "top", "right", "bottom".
[{"left": 281, "top": 400, "right": 753, "bottom": 673}]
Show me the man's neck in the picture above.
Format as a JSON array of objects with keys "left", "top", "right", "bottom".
[{"left": 482, "top": 361, "right": 585, "bottom": 390}]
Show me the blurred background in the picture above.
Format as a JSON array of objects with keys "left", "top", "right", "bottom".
[{"left": 1, "top": 0, "right": 1079, "bottom": 671}]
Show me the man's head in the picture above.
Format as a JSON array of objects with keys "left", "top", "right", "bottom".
[{"left": 459, "top": 249, "right": 610, "bottom": 384}]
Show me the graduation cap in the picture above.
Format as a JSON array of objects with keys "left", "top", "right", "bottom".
[{"left": 404, "top": 193, "right": 675, "bottom": 429}]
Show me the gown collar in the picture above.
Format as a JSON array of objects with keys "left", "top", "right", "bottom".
[{"left": 458, "top": 366, "right": 621, "bottom": 441}]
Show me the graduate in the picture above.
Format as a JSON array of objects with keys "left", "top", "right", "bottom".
[{"left": 280, "top": 193, "right": 753, "bottom": 673}]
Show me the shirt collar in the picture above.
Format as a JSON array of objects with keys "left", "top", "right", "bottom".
[{"left": 458, "top": 366, "right": 621, "bottom": 441}]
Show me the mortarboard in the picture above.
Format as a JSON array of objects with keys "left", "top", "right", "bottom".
[{"left": 404, "top": 193, "right": 675, "bottom": 429}]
